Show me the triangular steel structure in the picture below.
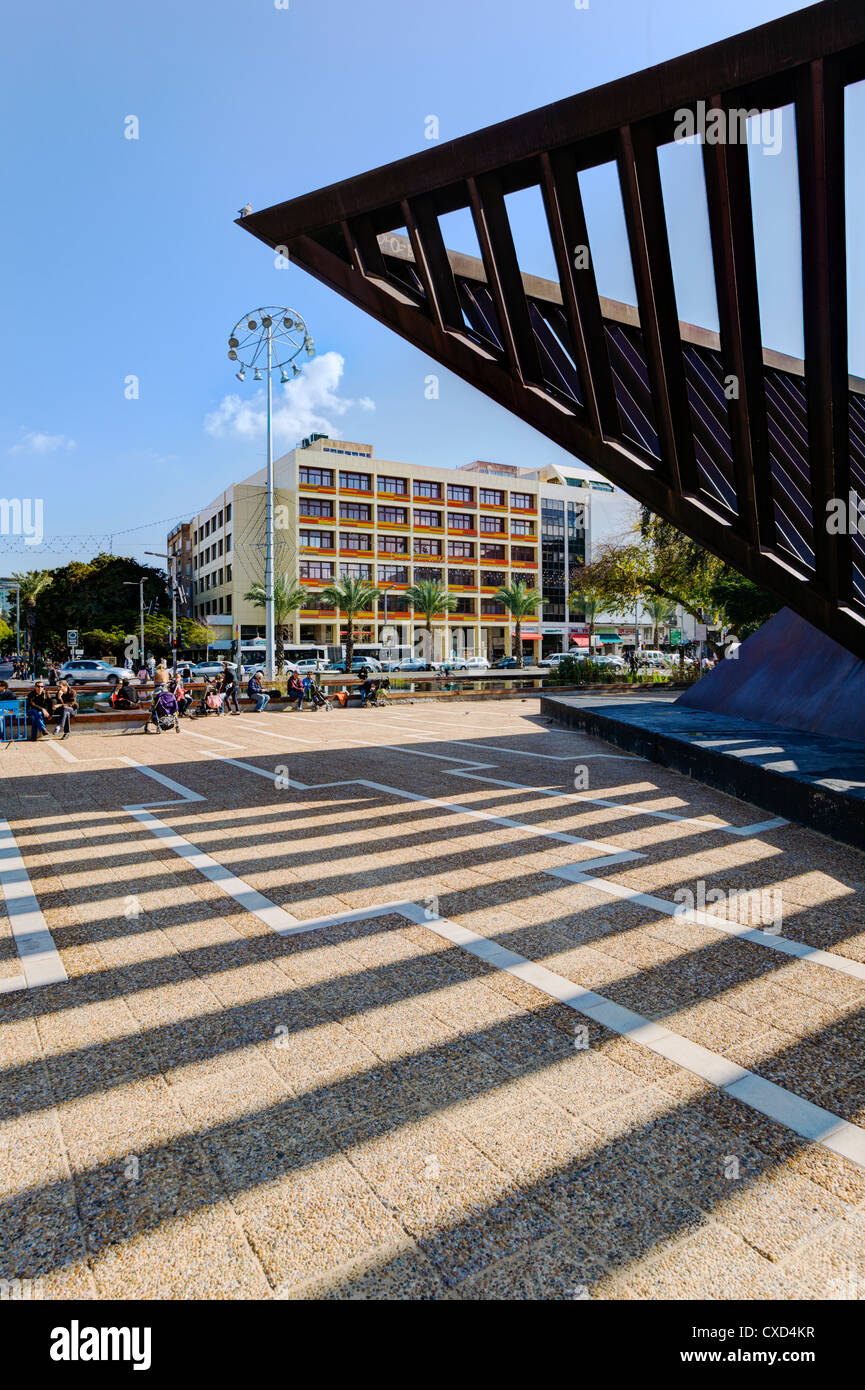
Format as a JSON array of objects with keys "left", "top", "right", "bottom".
[{"left": 240, "top": 0, "right": 865, "bottom": 661}]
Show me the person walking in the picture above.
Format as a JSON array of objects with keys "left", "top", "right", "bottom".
[
  {"left": 248, "top": 671, "right": 269, "bottom": 713},
  {"left": 47, "top": 660, "right": 59, "bottom": 687},
  {"left": 52, "top": 678, "right": 78, "bottom": 739},
  {"left": 26, "top": 679, "right": 53, "bottom": 740},
  {"left": 220, "top": 662, "right": 241, "bottom": 715},
  {"left": 169, "top": 673, "right": 192, "bottom": 717}
]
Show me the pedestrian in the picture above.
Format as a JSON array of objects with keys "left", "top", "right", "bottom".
[
  {"left": 52, "top": 678, "right": 78, "bottom": 739},
  {"left": 146, "top": 654, "right": 156, "bottom": 681},
  {"left": 26, "top": 679, "right": 53, "bottom": 740},
  {"left": 287, "top": 670, "right": 304, "bottom": 711},
  {"left": 153, "top": 660, "right": 170, "bottom": 690},
  {"left": 112, "top": 678, "right": 139, "bottom": 710},
  {"left": 248, "top": 670, "right": 269, "bottom": 713},
  {"left": 220, "top": 662, "right": 240, "bottom": 715},
  {"left": 169, "top": 673, "right": 192, "bottom": 717},
  {"left": 47, "top": 660, "right": 59, "bottom": 687}
]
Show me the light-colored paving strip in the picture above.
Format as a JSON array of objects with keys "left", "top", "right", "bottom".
[
  {"left": 193, "top": 746, "right": 865, "bottom": 986},
  {"left": 0, "top": 818, "right": 67, "bottom": 991}
]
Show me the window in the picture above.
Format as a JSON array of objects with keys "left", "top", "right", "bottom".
[
  {"left": 481, "top": 599, "right": 506, "bottom": 615},
  {"left": 448, "top": 540, "right": 475, "bottom": 559},
  {"left": 299, "top": 560, "right": 334, "bottom": 581},
  {"left": 339, "top": 471, "right": 372, "bottom": 491},
  {"left": 340, "top": 501, "right": 371, "bottom": 522},
  {"left": 447, "top": 484, "right": 474, "bottom": 504},
  {"left": 340, "top": 562, "right": 372, "bottom": 579},
  {"left": 378, "top": 565, "right": 408, "bottom": 584},
  {"left": 226, "top": 565, "right": 232, "bottom": 582},
  {"left": 413, "top": 566, "right": 443, "bottom": 583},
  {"left": 226, "top": 533, "right": 232, "bottom": 551},
  {"left": 510, "top": 518, "right": 533, "bottom": 536},
  {"left": 512, "top": 546, "right": 534, "bottom": 563},
  {"left": 302, "top": 499, "right": 334, "bottom": 518},
  {"left": 413, "top": 536, "right": 442, "bottom": 556},
  {"left": 414, "top": 509, "right": 442, "bottom": 528},
  {"left": 218, "top": 569, "right": 223, "bottom": 585},
  {"left": 378, "top": 535, "right": 408, "bottom": 554},
  {"left": 511, "top": 492, "right": 533, "bottom": 509},
  {"left": 218, "top": 510, "right": 223, "bottom": 528},
  {"left": 414, "top": 480, "right": 442, "bottom": 499},
  {"left": 300, "top": 530, "right": 335, "bottom": 549},
  {"left": 193, "top": 555, "right": 198, "bottom": 570},
  {"left": 448, "top": 512, "right": 473, "bottom": 530},
  {"left": 378, "top": 475, "right": 407, "bottom": 494},
  {"left": 480, "top": 543, "right": 506, "bottom": 562},
  {"left": 218, "top": 538, "right": 223, "bottom": 556},
  {"left": 339, "top": 532, "right": 372, "bottom": 550},
  {"left": 479, "top": 516, "right": 504, "bottom": 534},
  {"left": 453, "top": 597, "right": 476, "bottom": 616},
  {"left": 226, "top": 503, "right": 232, "bottom": 522},
  {"left": 448, "top": 568, "right": 475, "bottom": 587},
  {"left": 481, "top": 570, "right": 506, "bottom": 587},
  {"left": 378, "top": 505, "right": 408, "bottom": 525},
  {"left": 480, "top": 487, "right": 505, "bottom": 506},
  {"left": 299, "top": 466, "right": 334, "bottom": 487}
]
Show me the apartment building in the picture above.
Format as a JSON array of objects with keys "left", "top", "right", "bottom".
[
  {"left": 178, "top": 436, "right": 623, "bottom": 660},
  {"left": 166, "top": 521, "right": 194, "bottom": 620}
]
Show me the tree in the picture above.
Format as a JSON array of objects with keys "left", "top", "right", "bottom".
[
  {"left": 403, "top": 578, "right": 457, "bottom": 662},
  {"left": 243, "top": 575, "right": 307, "bottom": 673},
  {"left": 494, "top": 579, "right": 540, "bottom": 667},
  {"left": 320, "top": 576, "right": 380, "bottom": 669},
  {"left": 706, "top": 571, "right": 781, "bottom": 640},
  {"left": 568, "top": 569, "right": 608, "bottom": 649},
  {"left": 643, "top": 598, "right": 678, "bottom": 648},
  {"left": 36, "top": 555, "right": 164, "bottom": 656},
  {"left": 10, "top": 570, "right": 52, "bottom": 656}
]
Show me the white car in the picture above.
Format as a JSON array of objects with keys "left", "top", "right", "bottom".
[
  {"left": 60, "top": 659, "right": 135, "bottom": 687},
  {"left": 539, "top": 651, "right": 584, "bottom": 667},
  {"left": 191, "top": 661, "right": 239, "bottom": 678},
  {"left": 464, "top": 655, "right": 490, "bottom": 670},
  {"left": 636, "top": 650, "right": 673, "bottom": 670},
  {"left": 293, "top": 659, "right": 326, "bottom": 674},
  {"left": 393, "top": 657, "right": 437, "bottom": 672}
]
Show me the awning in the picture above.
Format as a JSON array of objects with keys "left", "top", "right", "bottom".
[{"left": 599, "top": 634, "right": 623, "bottom": 643}]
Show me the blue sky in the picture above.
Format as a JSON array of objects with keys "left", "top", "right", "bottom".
[{"left": 2, "top": 0, "right": 852, "bottom": 569}]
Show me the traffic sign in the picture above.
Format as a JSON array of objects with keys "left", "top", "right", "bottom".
[
  {"left": 670, "top": 628, "right": 682, "bottom": 646},
  {"left": 66, "top": 629, "right": 78, "bottom": 648}
]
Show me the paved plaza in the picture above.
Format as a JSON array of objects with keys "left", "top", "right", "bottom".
[{"left": 2, "top": 699, "right": 865, "bottom": 1300}]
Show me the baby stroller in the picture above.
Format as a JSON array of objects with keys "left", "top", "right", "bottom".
[
  {"left": 366, "top": 677, "right": 390, "bottom": 707},
  {"left": 303, "top": 673, "right": 332, "bottom": 712},
  {"left": 145, "top": 689, "right": 181, "bottom": 734},
  {"left": 192, "top": 679, "right": 225, "bottom": 718}
]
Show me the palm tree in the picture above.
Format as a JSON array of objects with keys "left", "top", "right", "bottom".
[
  {"left": 403, "top": 578, "right": 457, "bottom": 664},
  {"left": 643, "top": 598, "right": 677, "bottom": 648},
  {"left": 243, "top": 575, "right": 306, "bottom": 673},
  {"left": 495, "top": 579, "right": 540, "bottom": 667},
  {"left": 11, "top": 569, "right": 52, "bottom": 660},
  {"left": 568, "top": 576, "right": 604, "bottom": 653},
  {"left": 320, "top": 575, "right": 380, "bottom": 669}
]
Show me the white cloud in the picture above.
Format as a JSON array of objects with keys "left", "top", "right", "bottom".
[
  {"left": 10, "top": 431, "right": 77, "bottom": 454},
  {"left": 204, "top": 352, "right": 375, "bottom": 447}
]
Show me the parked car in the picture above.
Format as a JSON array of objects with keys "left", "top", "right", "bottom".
[
  {"left": 464, "top": 655, "right": 491, "bottom": 670},
  {"left": 636, "top": 650, "right": 673, "bottom": 671},
  {"left": 293, "top": 658, "right": 327, "bottom": 674},
  {"left": 592, "top": 653, "right": 627, "bottom": 671},
  {"left": 330, "top": 656, "right": 384, "bottom": 674},
  {"left": 492, "top": 655, "right": 518, "bottom": 669},
  {"left": 59, "top": 659, "right": 135, "bottom": 687},
  {"left": 441, "top": 655, "right": 469, "bottom": 670},
  {"left": 539, "top": 651, "right": 576, "bottom": 668},
  {"left": 392, "top": 657, "right": 435, "bottom": 673},
  {"left": 190, "top": 660, "right": 239, "bottom": 678}
]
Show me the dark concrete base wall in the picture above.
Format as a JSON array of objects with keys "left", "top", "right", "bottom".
[
  {"left": 540, "top": 696, "right": 865, "bottom": 853},
  {"left": 676, "top": 607, "right": 865, "bottom": 743}
]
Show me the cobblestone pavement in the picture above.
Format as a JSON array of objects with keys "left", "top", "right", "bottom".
[{"left": 2, "top": 700, "right": 865, "bottom": 1300}]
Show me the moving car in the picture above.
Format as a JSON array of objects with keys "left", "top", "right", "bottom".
[
  {"left": 492, "top": 656, "right": 518, "bottom": 669},
  {"left": 293, "top": 658, "right": 327, "bottom": 674},
  {"left": 538, "top": 650, "right": 581, "bottom": 668},
  {"left": 464, "top": 655, "right": 491, "bottom": 670},
  {"left": 190, "top": 660, "right": 239, "bottom": 678},
  {"left": 592, "top": 653, "right": 628, "bottom": 671},
  {"left": 59, "top": 659, "right": 135, "bottom": 687}
]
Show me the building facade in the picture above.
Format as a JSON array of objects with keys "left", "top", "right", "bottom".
[{"left": 175, "top": 437, "right": 623, "bottom": 660}]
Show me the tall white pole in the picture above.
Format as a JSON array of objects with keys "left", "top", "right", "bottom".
[
  {"left": 265, "top": 324, "right": 275, "bottom": 681},
  {"left": 139, "top": 578, "right": 145, "bottom": 667}
]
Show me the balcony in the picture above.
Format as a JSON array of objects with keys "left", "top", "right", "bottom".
[
  {"left": 511, "top": 560, "right": 539, "bottom": 570},
  {"left": 339, "top": 547, "right": 373, "bottom": 558},
  {"left": 300, "top": 545, "right": 335, "bottom": 556}
]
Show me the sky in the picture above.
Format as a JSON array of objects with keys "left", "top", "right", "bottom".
[{"left": 1, "top": 0, "right": 854, "bottom": 571}]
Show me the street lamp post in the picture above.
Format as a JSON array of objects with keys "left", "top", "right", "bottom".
[
  {"left": 145, "top": 551, "right": 178, "bottom": 665},
  {"left": 123, "top": 578, "right": 146, "bottom": 668},
  {"left": 226, "top": 307, "right": 314, "bottom": 680}
]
